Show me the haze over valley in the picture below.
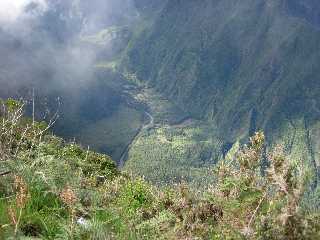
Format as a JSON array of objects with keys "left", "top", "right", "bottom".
[
  {"left": 1, "top": 1, "right": 320, "bottom": 239},
  {"left": 0, "top": 0, "right": 319, "bottom": 186}
]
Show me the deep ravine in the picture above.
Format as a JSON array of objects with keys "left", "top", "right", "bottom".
[{"left": 118, "top": 111, "right": 154, "bottom": 168}]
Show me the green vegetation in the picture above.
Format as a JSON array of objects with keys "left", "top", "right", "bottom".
[
  {"left": 127, "top": 87, "right": 188, "bottom": 125},
  {"left": 124, "top": 121, "right": 222, "bottom": 186},
  {"left": 1, "top": 99, "right": 319, "bottom": 239},
  {"left": 122, "top": 0, "right": 320, "bottom": 180},
  {"left": 81, "top": 26, "right": 131, "bottom": 46},
  {"left": 2, "top": 1, "right": 320, "bottom": 237}
]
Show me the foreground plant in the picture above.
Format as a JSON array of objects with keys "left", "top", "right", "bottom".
[
  {"left": 60, "top": 186, "right": 78, "bottom": 238},
  {"left": 6, "top": 175, "right": 29, "bottom": 237},
  {"left": 211, "top": 132, "right": 319, "bottom": 239}
]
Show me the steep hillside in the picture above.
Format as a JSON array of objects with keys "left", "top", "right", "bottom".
[
  {"left": 1, "top": 99, "right": 319, "bottom": 239},
  {"left": 123, "top": 0, "right": 320, "bottom": 182}
]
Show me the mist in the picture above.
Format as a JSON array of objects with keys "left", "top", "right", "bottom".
[
  {"left": 0, "top": 0, "right": 142, "bottom": 156},
  {"left": 0, "top": 0, "right": 138, "bottom": 92},
  {"left": 0, "top": 0, "right": 47, "bottom": 23}
]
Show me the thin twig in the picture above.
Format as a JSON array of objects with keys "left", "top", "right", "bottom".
[
  {"left": 0, "top": 171, "right": 11, "bottom": 176},
  {"left": 247, "top": 192, "right": 267, "bottom": 228},
  {"left": 32, "top": 88, "right": 35, "bottom": 127}
]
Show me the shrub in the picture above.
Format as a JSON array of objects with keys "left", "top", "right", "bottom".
[{"left": 118, "top": 178, "right": 155, "bottom": 216}]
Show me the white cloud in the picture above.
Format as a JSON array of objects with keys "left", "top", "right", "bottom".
[{"left": 0, "top": 0, "right": 47, "bottom": 23}]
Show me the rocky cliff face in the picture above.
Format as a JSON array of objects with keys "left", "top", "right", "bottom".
[{"left": 124, "top": 0, "right": 320, "bottom": 180}]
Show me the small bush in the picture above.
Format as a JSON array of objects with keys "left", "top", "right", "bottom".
[{"left": 118, "top": 178, "right": 155, "bottom": 216}]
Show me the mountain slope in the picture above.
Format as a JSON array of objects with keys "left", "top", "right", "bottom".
[{"left": 123, "top": 0, "right": 320, "bottom": 181}]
